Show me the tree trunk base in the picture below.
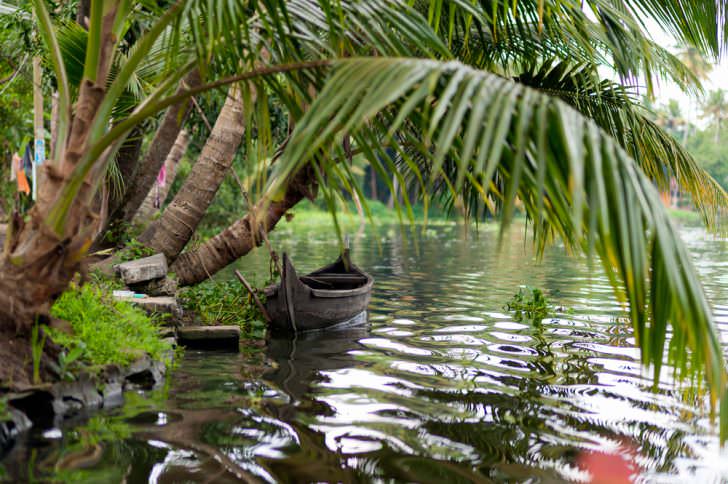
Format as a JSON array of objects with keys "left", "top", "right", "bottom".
[{"left": 0, "top": 334, "right": 59, "bottom": 389}]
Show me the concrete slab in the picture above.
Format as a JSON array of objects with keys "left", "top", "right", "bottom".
[
  {"left": 177, "top": 325, "right": 240, "bottom": 351},
  {"left": 114, "top": 253, "right": 167, "bottom": 284}
]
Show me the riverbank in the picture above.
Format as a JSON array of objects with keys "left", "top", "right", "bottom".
[{"left": 0, "top": 276, "right": 178, "bottom": 452}]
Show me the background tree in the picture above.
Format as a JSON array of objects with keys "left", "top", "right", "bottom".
[
  {"left": 701, "top": 89, "right": 728, "bottom": 143},
  {"left": 677, "top": 47, "right": 714, "bottom": 81}
]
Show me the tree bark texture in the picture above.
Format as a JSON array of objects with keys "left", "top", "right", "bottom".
[
  {"left": 133, "top": 129, "right": 189, "bottom": 225},
  {"left": 172, "top": 164, "right": 317, "bottom": 286},
  {"left": 139, "top": 86, "right": 250, "bottom": 260},
  {"left": 110, "top": 127, "right": 144, "bottom": 213},
  {"left": 109, "top": 70, "right": 201, "bottom": 227}
]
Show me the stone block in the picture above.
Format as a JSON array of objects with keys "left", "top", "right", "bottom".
[
  {"left": 114, "top": 253, "right": 167, "bottom": 284},
  {"left": 177, "top": 325, "right": 240, "bottom": 351},
  {"left": 129, "top": 276, "right": 178, "bottom": 297},
  {"left": 115, "top": 296, "right": 183, "bottom": 319}
]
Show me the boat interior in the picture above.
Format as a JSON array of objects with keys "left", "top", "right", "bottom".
[{"left": 300, "top": 273, "right": 368, "bottom": 290}]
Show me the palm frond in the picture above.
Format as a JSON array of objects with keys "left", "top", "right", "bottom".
[
  {"left": 425, "top": 0, "right": 706, "bottom": 96},
  {"left": 514, "top": 60, "right": 728, "bottom": 227},
  {"left": 270, "top": 56, "right": 728, "bottom": 436}
]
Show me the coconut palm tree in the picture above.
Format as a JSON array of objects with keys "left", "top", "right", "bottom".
[
  {"left": 677, "top": 47, "right": 714, "bottom": 82},
  {"left": 132, "top": 129, "right": 190, "bottom": 225},
  {"left": 676, "top": 47, "right": 713, "bottom": 143},
  {"left": 1, "top": 0, "right": 728, "bottom": 439},
  {"left": 137, "top": 85, "right": 249, "bottom": 259},
  {"left": 701, "top": 89, "right": 728, "bottom": 143}
]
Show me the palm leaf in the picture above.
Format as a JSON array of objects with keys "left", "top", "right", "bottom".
[
  {"left": 426, "top": 0, "right": 706, "bottom": 96},
  {"left": 514, "top": 60, "right": 728, "bottom": 228}
]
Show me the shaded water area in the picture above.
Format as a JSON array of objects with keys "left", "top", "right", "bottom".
[{"left": 3, "top": 221, "right": 728, "bottom": 482}]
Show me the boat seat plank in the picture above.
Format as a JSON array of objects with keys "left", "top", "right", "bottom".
[{"left": 304, "top": 273, "right": 366, "bottom": 279}]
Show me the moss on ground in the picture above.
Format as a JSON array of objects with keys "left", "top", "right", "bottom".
[{"left": 48, "top": 283, "right": 172, "bottom": 370}]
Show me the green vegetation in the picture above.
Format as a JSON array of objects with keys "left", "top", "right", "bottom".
[
  {"left": 179, "top": 280, "right": 266, "bottom": 336},
  {"left": 650, "top": 89, "right": 728, "bottom": 194},
  {"left": 0, "top": 9, "right": 33, "bottom": 215},
  {"left": 0, "top": 0, "right": 728, "bottom": 444},
  {"left": 115, "top": 237, "right": 157, "bottom": 263},
  {"left": 687, "top": 122, "right": 728, "bottom": 192},
  {"left": 0, "top": 396, "right": 9, "bottom": 422},
  {"left": 504, "top": 287, "right": 554, "bottom": 325},
  {"left": 48, "top": 284, "right": 172, "bottom": 369},
  {"left": 279, "top": 199, "right": 455, "bottom": 233},
  {"left": 30, "top": 322, "right": 46, "bottom": 384},
  {"left": 668, "top": 208, "right": 703, "bottom": 224}
]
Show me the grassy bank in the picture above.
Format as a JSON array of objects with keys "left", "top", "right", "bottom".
[
  {"left": 278, "top": 199, "right": 456, "bottom": 232},
  {"left": 667, "top": 208, "right": 703, "bottom": 225},
  {"left": 47, "top": 282, "right": 173, "bottom": 377}
]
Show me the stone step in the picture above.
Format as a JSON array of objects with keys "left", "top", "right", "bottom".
[
  {"left": 114, "top": 253, "right": 167, "bottom": 284},
  {"left": 114, "top": 295, "right": 182, "bottom": 319},
  {"left": 177, "top": 325, "right": 240, "bottom": 351}
]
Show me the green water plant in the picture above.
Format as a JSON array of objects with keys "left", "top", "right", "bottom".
[
  {"left": 179, "top": 279, "right": 266, "bottom": 336},
  {"left": 505, "top": 287, "right": 553, "bottom": 325},
  {"left": 48, "top": 284, "right": 171, "bottom": 369}
]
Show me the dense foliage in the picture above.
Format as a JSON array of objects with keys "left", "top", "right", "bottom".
[{"left": 0, "top": 8, "right": 33, "bottom": 214}]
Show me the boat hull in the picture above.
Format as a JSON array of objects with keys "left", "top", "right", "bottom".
[{"left": 263, "top": 252, "right": 373, "bottom": 332}]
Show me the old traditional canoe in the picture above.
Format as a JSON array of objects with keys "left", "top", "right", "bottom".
[{"left": 263, "top": 251, "right": 373, "bottom": 332}]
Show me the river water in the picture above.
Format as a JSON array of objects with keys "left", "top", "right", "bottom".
[{"left": 3, "top": 221, "right": 728, "bottom": 482}]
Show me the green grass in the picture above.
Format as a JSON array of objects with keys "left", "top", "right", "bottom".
[
  {"left": 278, "top": 198, "right": 457, "bottom": 233},
  {"left": 667, "top": 208, "right": 703, "bottom": 224},
  {"left": 48, "top": 283, "right": 172, "bottom": 369}
]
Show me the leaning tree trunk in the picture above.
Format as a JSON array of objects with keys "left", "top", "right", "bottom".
[
  {"left": 109, "top": 127, "right": 144, "bottom": 211},
  {"left": 105, "top": 70, "right": 201, "bottom": 231},
  {"left": 171, "top": 164, "right": 317, "bottom": 286},
  {"left": 138, "top": 86, "right": 250, "bottom": 260},
  {"left": 133, "top": 129, "right": 189, "bottom": 225}
]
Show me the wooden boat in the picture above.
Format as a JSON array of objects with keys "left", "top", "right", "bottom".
[{"left": 262, "top": 251, "right": 373, "bottom": 332}]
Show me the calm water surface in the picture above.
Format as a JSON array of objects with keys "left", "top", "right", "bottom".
[{"left": 3, "top": 221, "right": 728, "bottom": 483}]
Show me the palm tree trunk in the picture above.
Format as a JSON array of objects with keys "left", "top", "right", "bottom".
[
  {"left": 716, "top": 118, "right": 721, "bottom": 144},
  {"left": 110, "top": 127, "right": 144, "bottom": 211},
  {"left": 138, "top": 85, "right": 250, "bottom": 260},
  {"left": 133, "top": 129, "right": 189, "bottom": 225},
  {"left": 0, "top": 1, "right": 120, "bottom": 360},
  {"left": 0, "top": 80, "right": 109, "bottom": 336},
  {"left": 171, "top": 164, "right": 317, "bottom": 286},
  {"left": 106, "top": 70, "right": 201, "bottom": 230}
]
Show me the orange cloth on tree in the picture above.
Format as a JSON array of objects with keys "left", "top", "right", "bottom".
[{"left": 16, "top": 168, "right": 30, "bottom": 194}]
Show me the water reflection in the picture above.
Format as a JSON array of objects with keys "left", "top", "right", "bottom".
[
  {"left": 3, "top": 222, "right": 728, "bottom": 482},
  {"left": 265, "top": 325, "right": 370, "bottom": 402}
]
